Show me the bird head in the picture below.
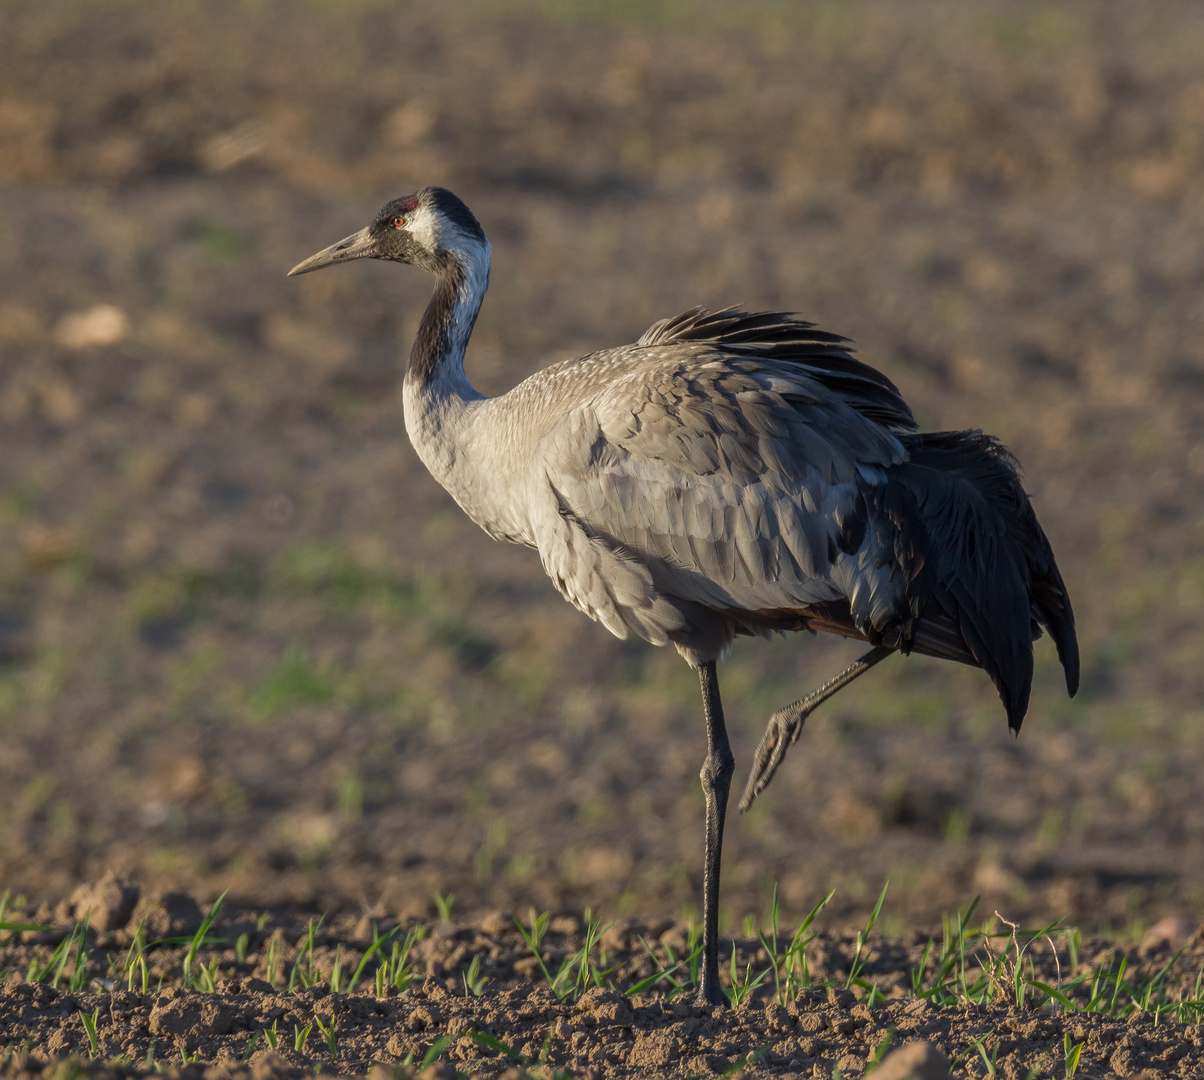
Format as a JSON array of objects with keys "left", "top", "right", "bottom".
[{"left": 288, "top": 186, "right": 487, "bottom": 278}]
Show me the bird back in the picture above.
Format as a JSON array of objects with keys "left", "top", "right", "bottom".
[{"left": 638, "top": 307, "right": 918, "bottom": 434}]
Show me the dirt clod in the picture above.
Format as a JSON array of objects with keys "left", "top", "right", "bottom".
[
  {"left": 61, "top": 872, "right": 141, "bottom": 933},
  {"left": 129, "top": 893, "right": 205, "bottom": 940},
  {"left": 149, "top": 993, "right": 235, "bottom": 1036},
  {"left": 870, "top": 1041, "right": 952, "bottom": 1080}
]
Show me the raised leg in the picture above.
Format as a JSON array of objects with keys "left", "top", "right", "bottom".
[
  {"left": 738, "top": 646, "right": 893, "bottom": 813},
  {"left": 697, "top": 660, "right": 735, "bottom": 1007}
]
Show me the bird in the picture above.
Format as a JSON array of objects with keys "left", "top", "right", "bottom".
[{"left": 289, "top": 186, "right": 1079, "bottom": 1007}]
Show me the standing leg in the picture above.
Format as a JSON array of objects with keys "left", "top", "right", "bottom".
[{"left": 697, "top": 661, "right": 734, "bottom": 1007}]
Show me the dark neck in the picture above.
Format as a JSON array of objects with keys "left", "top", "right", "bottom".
[{"left": 406, "top": 251, "right": 487, "bottom": 398}]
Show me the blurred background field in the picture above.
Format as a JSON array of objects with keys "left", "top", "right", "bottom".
[{"left": 1, "top": 0, "right": 1203, "bottom": 938}]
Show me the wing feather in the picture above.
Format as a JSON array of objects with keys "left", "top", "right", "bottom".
[
  {"left": 637, "top": 307, "right": 917, "bottom": 434},
  {"left": 514, "top": 309, "right": 1076, "bottom": 733},
  {"left": 528, "top": 353, "right": 908, "bottom": 636}
]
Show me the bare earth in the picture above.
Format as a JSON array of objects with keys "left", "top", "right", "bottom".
[
  {"left": 4, "top": 884, "right": 1204, "bottom": 1078},
  {"left": 2, "top": 0, "right": 1204, "bottom": 1075}
]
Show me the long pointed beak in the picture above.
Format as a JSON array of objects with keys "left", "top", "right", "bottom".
[{"left": 287, "top": 226, "right": 376, "bottom": 276}]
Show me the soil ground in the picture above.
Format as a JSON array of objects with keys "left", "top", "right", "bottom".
[
  {"left": 3, "top": 1, "right": 1204, "bottom": 1075},
  {"left": 4, "top": 886, "right": 1204, "bottom": 1078}
]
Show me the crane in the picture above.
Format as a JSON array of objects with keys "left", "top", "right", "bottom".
[{"left": 289, "top": 186, "right": 1079, "bottom": 1007}]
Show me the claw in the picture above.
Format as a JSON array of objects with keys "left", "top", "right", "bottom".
[
  {"left": 738, "top": 704, "right": 807, "bottom": 813},
  {"left": 737, "top": 646, "right": 894, "bottom": 814}
]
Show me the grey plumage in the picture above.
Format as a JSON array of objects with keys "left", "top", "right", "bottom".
[{"left": 289, "top": 186, "right": 1079, "bottom": 1006}]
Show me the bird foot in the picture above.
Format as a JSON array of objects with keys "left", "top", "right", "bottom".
[
  {"left": 738, "top": 705, "right": 804, "bottom": 814},
  {"left": 739, "top": 646, "right": 893, "bottom": 813},
  {"left": 696, "top": 981, "right": 730, "bottom": 1008}
]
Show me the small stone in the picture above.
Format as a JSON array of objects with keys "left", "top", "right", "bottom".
[
  {"left": 871, "top": 1040, "right": 954, "bottom": 1080},
  {"left": 55, "top": 304, "right": 129, "bottom": 349}
]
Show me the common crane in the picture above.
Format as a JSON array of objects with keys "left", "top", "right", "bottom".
[{"left": 289, "top": 186, "right": 1079, "bottom": 1006}]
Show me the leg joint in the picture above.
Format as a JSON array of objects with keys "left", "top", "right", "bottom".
[{"left": 699, "top": 746, "right": 735, "bottom": 792}]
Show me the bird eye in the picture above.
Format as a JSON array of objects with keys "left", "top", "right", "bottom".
[{"left": 392, "top": 216, "right": 406, "bottom": 228}]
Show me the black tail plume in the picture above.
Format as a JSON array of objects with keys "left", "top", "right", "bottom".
[{"left": 885, "top": 431, "right": 1078, "bottom": 732}]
